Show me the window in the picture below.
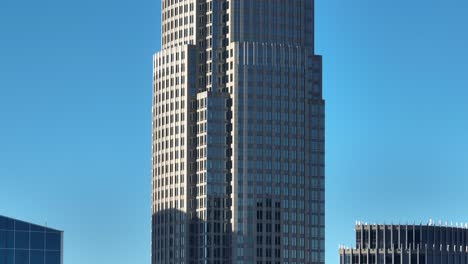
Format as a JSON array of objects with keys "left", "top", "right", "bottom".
[
  {"left": 15, "top": 231, "right": 29, "bottom": 249},
  {"left": 46, "top": 233, "right": 61, "bottom": 251},
  {"left": 15, "top": 250, "right": 29, "bottom": 264},
  {"left": 0, "top": 249, "right": 14, "bottom": 264},
  {"left": 0, "top": 231, "right": 14, "bottom": 248}
]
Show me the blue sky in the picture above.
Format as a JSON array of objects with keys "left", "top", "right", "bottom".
[{"left": 0, "top": 0, "right": 467, "bottom": 263}]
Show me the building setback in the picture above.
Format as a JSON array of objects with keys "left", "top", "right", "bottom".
[
  {"left": 152, "top": 0, "right": 325, "bottom": 263},
  {"left": 0, "top": 215, "right": 63, "bottom": 264},
  {"left": 339, "top": 223, "right": 468, "bottom": 264}
]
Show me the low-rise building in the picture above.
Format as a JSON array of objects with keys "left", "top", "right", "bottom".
[
  {"left": 0, "top": 215, "right": 63, "bottom": 264},
  {"left": 339, "top": 222, "right": 468, "bottom": 264}
]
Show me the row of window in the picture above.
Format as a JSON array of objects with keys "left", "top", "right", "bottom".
[
  {"left": 163, "top": 14, "right": 193, "bottom": 33},
  {"left": 155, "top": 75, "right": 187, "bottom": 91},
  {"left": 154, "top": 162, "right": 186, "bottom": 175},
  {"left": 162, "top": 0, "right": 194, "bottom": 11},
  {"left": 155, "top": 50, "right": 186, "bottom": 66},
  {"left": 0, "top": 231, "right": 60, "bottom": 251},
  {"left": 0, "top": 249, "right": 61, "bottom": 264},
  {"left": 153, "top": 149, "right": 185, "bottom": 166},
  {"left": 154, "top": 200, "right": 185, "bottom": 211},
  {"left": 153, "top": 100, "right": 186, "bottom": 117},
  {"left": 237, "top": 248, "right": 319, "bottom": 261},
  {"left": 356, "top": 227, "right": 468, "bottom": 250},
  {"left": 154, "top": 174, "right": 185, "bottom": 187},
  {"left": 153, "top": 126, "right": 186, "bottom": 143},
  {"left": 155, "top": 63, "right": 186, "bottom": 79},
  {"left": 236, "top": 174, "right": 324, "bottom": 187},
  {"left": 163, "top": 27, "right": 195, "bottom": 47},
  {"left": 154, "top": 187, "right": 185, "bottom": 200}
]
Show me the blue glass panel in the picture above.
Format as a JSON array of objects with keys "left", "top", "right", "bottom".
[
  {"left": 45, "top": 251, "right": 61, "bottom": 264},
  {"left": 30, "top": 250, "right": 45, "bottom": 264},
  {"left": 31, "top": 232, "right": 45, "bottom": 250},
  {"left": 14, "top": 221, "right": 30, "bottom": 231},
  {"left": 15, "top": 231, "right": 29, "bottom": 249},
  {"left": 0, "top": 231, "right": 14, "bottom": 249},
  {"left": 30, "top": 224, "right": 46, "bottom": 232},
  {"left": 46, "top": 232, "right": 61, "bottom": 250},
  {"left": 0, "top": 249, "right": 14, "bottom": 264},
  {"left": 0, "top": 218, "right": 14, "bottom": 231},
  {"left": 15, "top": 250, "right": 29, "bottom": 264}
]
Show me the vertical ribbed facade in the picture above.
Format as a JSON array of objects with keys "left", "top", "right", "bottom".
[
  {"left": 152, "top": 1, "right": 324, "bottom": 263},
  {"left": 339, "top": 224, "right": 468, "bottom": 264}
]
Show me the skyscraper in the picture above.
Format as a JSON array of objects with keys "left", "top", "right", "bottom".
[{"left": 152, "top": 1, "right": 324, "bottom": 263}]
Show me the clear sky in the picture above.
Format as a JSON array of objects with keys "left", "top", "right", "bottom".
[{"left": 0, "top": 0, "right": 467, "bottom": 263}]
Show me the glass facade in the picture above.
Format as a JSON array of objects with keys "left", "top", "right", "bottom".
[{"left": 0, "top": 216, "right": 63, "bottom": 264}]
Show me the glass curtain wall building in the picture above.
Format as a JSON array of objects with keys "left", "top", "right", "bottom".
[
  {"left": 152, "top": 1, "right": 325, "bottom": 263},
  {"left": 0, "top": 215, "right": 63, "bottom": 264}
]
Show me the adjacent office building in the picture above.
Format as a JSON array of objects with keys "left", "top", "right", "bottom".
[
  {"left": 0, "top": 215, "right": 63, "bottom": 264},
  {"left": 152, "top": 0, "right": 324, "bottom": 263},
  {"left": 339, "top": 223, "right": 468, "bottom": 264}
]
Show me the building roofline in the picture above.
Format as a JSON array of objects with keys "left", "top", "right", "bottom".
[
  {"left": 0, "top": 214, "right": 63, "bottom": 232},
  {"left": 355, "top": 220, "right": 468, "bottom": 230}
]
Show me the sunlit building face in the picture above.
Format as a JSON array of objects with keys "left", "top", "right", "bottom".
[{"left": 152, "top": 1, "right": 324, "bottom": 263}]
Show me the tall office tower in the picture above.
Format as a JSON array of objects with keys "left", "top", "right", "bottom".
[{"left": 152, "top": 1, "right": 325, "bottom": 263}]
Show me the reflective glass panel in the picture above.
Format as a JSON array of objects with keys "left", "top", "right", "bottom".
[
  {"left": 30, "top": 224, "right": 46, "bottom": 232},
  {"left": 0, "top": 218, "right": 14, "bottom": 231},
  {"left": 15, "top": 250, "right": 29, "bottom": 264},
  {"left": 14, "top": 221, "right": 30, "bottom": 231},
  {"left": 0, "top": 231, "right": 14, "bottom": 249},
  {"left": 31, "top": 250, "right": 45, "bottom": 264},
  {"left": 46, "top": 232, "right": 61, "bottom": 250},
  {"left": 15, "top": 231, "right": 29, "bottom": 249},
  {"left": 31, "top": 232, "right": 45, "bottom": 250},
  {"left": 0, "top": 249, "right": 14, "bottom": 264},
  {"left": 45, "top": 251, "right": 61, "bottom": 264}
]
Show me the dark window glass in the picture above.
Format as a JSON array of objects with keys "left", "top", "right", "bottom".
[
  {"left": 45, "top": 251, "right": 61, "bottom": 264},
  {"left": 0, "top": 249, "right": 14, "bottom": 264},
  {"left": 370, "top": 230, "right": 376, "bottom": 248},
  {"left": 415, "top": 230, "right": 421, "bottom": 245},
  {"left": 15, "top": 231, "right": 29, "bottom": 249},
  {"left": 377, "top": 229, "right": 384, "bottom": 249},
  {"left": 408, "top": 229, "right": 414, "bottom": 246},
  {"left": 0, "top": 231, "right": 14, "bottom": 249},
  {"left": 31, "top": 232, "right": 45, "bottom": 250},
  {"left": 356, "top": 231, "right": 362, "bottom": 248},
  {"left": 30, "top": 250, "right": 45, "bottom": 264},
  {"left": 385, "top": 229, "right": 391, "bottom": 249},
  {"left": 30, "top": 224, "right": 45, "bottom": 232},
  {"left": 46, "top": 232, "right": 61, "bottom": 251},
  {"left": 392, "top": 229, "right": 398, "bottom": 249},
  {"left": 15, "top": 221, "right": 30, "bottom": 231},
  {"left": 0, "top": 218, "right": 14, "bottom": 231},
  {"left": 15, "top": 250, "right": 29, "bottom": 264},
  {"left": 364, "top": 230, "right": 369, "bottom": 248}
]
